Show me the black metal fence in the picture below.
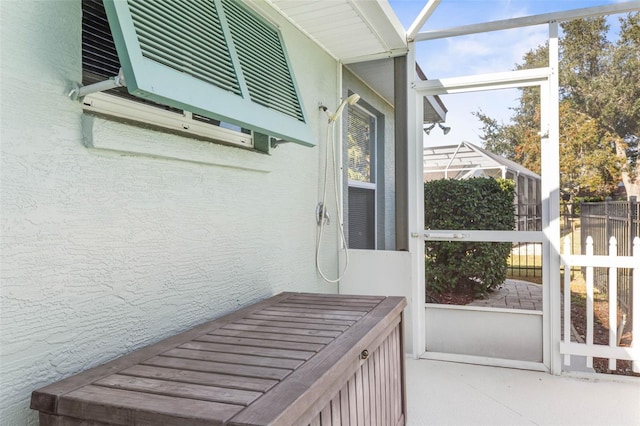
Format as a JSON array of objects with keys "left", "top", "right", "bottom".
[
  {"left": 580, "top": 197, "right": 639, "bottom": 317},
  {"left": 466, "top": 199, "right": 638, "bottom": 293},
  {"left": 507, "top": 203, "right": 543, "bottom": 281}
]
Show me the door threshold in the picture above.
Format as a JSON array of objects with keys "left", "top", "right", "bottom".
[{"left": 420, "top": 352, "right": 548, "bottom": 372}]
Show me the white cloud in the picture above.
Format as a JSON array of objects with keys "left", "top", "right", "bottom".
[
  {"left": 416, "top": 15, "right": 549, "bottom": 147},
  {"left": 417, "top": 23, "right": 548, "bottom": 78},
  {"left": 448, "top": 38, "right": 492, "bottom": 57}
]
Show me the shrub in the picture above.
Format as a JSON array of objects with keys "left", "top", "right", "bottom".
[{"left": 424, "top": 178, "right": 515, "bottom": 297}]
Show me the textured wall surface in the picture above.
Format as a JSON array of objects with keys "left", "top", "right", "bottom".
[{"left": 0, "top": 1, "right": 342, "bottom": 424}]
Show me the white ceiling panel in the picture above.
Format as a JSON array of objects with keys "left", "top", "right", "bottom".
[{"left": 268, "top": 0, "right": 407, "bottom": 63}]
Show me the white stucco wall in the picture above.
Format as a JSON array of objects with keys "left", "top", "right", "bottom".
[
  {"left": 339, "top": 250, "right": 413, "bottom": 353},
  {"left": 0, "top": 1, "right": 342, "bottom": 424}
]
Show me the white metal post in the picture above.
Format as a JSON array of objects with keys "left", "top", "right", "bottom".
[
  {"left": 407, "top": 41, "right": 426, "bottom": 358},
  {"left": 633, "top": 238, "right": 640, "bottom": 373},
  {"left": 542, "top": 21, "right": 562, "bottom": 375},
  {"left": 336, "top": 61, "right": 345, "bottom": 290}
]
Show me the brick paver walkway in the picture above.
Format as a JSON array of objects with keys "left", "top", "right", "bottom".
[{"left": 467, "top": 279, "right": 542, "bottom": 310}]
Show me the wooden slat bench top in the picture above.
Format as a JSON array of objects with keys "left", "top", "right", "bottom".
[{"left": 31, "top": 292, "right": 406, "bottom": 426}]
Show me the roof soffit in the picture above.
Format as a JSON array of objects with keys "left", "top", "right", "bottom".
[{"left": 267, "top": 0, "right": 408, "bottom": 63}]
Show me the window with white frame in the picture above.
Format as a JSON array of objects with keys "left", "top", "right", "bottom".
[
  {"left": 80, "top": 0, "right": 312, "bottom": 151},
  {"left": 347, "top": 103, "right": 379, "bottom": 249}
]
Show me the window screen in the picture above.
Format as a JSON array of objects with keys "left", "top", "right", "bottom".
[
  {"left": 347, "top": 107, "right": 374, "bottom": 183},
  {"left": 348, "top": 186, "right": 376, "bottom": 250},
  {"left": 347, "top": 103, "right": 377, "bottom": 250}
]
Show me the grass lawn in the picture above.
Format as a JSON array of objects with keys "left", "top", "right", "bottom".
[{"left": 507, "top": 243, "right": 542, "bottom": 284}]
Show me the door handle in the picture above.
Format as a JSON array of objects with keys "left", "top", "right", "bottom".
[{"left": 411, "top": 232, "right": 469, "bottom": 239}]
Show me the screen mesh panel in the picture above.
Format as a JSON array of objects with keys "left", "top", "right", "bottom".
[
  {"left": 348, "top": 187, "right": 375, "bottom": 249},
  {"left": 347, "top": 108, "right": 373, "bottom": 183}
]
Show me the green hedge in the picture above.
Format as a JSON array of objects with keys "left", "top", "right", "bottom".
[{"left": 424, "top": 178, "right": 515, "bottom": 297}]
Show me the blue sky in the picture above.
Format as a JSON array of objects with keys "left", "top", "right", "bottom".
[{"left": 387, "top": 0, "right": 630, "bottom": 147}]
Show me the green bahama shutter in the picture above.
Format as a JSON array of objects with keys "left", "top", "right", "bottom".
[
  {"left": 129, "top": 0, "right": 241, "bottom": 96},
  {"left": 221, "top": 0, "right": 305, "bottom": 122},
  {"left": 102, "top": 0, "right": 314, "bottom": 146}
]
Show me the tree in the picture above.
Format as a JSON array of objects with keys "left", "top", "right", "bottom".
[
  {"left": 559, "top": 17, "right": 610, "bottom": 104},
  {"left": 347, "top": 133, "right": 370, "bottom": 182},
  {"left": 558, "top": 101, "right": 619, "bottom": 201},
  {"left": 473, "top": 110, "right": 517, "bottom": 159},
  {"left": 582, "top": 13, "right": 640, "bottom": 196},
  {"left": 476, "top": 13, "right": 640, "bottom": 199},
  {"left": 475, "top": 42, "right": 547, "bottom": 175}
]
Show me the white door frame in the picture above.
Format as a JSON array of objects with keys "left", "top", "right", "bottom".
[{"left": 407, "top": 23, "right": 561, "bottom": 374}]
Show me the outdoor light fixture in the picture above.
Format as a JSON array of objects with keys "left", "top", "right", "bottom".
[
  {"left": 423, "top": 123, "right": 436, "bottom": 134},
  {"left": 424, "top": 123, "right": 451, "bottom": 135}
]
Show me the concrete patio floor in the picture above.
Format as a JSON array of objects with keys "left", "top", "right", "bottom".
[{"left": 405, "top": 358, "right": 640, "bottom": 425}]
